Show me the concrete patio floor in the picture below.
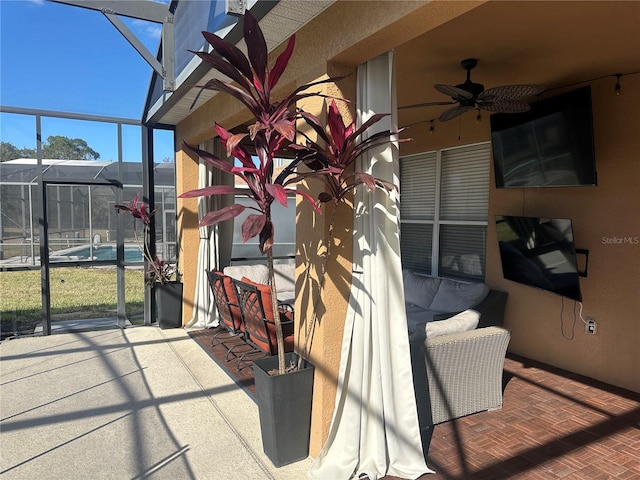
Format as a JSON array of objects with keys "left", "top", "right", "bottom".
[{"left": 0, "top": 326, "right": 312, "bottom": 479}]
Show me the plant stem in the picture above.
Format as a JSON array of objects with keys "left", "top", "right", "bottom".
[
  {"left": 132, "top": 222, "right": 163, "bottom": 284},
  {"left": 265, "top": 205, "right": 286, "bottom": 374}
]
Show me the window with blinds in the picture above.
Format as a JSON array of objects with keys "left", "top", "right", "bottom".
[{"left": 399, "top": 142, "right": 490, "bottom": 282}]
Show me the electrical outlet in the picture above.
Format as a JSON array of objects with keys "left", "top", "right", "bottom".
[{"left": 585, "top": 319, "right": 597, "bottom": 335}]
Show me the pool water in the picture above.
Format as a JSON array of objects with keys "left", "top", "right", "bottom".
[{"left": 50, "top": 245, "right": 143, "bottom": 262}]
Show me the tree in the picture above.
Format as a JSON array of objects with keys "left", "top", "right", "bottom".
[
  {"left": 0, "top": 137, "right": 101, "bottom": 162},
  {"left": 43, "top": 136, "right": 100, "bottom": 160},
  {"left": 0, "top": 142, "right": 35, "bottom": 162}
]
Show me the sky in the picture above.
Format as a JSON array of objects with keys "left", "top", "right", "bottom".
[{"left": 0, "top": 0, "right": 174, "bottom": 162}]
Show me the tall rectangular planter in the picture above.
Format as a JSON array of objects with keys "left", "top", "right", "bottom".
[
  {"left": 154, "top": 282, "right": 183, "bottom": 329},
  {"left": 253, "top": 352, "right": 315, "bottom": 467}
]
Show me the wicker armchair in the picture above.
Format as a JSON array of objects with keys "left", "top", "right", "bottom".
[{"left": 410, "top": 325, "right": 511, "bottom": 457}]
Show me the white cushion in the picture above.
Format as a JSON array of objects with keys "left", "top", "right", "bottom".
[
  {"left": 425, "top": 309, "right": 480, "bottom": 338},
  {"left": 405, "top": 304, "right": 437, "bottom": 333},
  {"left": 429, "top": 279, "right": 489, "bottom": 313},
  {"left": 274, "top": 263, "right": 295, "bottom": 292},
  {"left": 277, "top": 291, "right": 295, "bottom": 306},
  {"left": 403, "top": 270, "right": 441, "bottom": 311},
  {"left": 223, "top": 264, "right": 269, "bottom": 284}
]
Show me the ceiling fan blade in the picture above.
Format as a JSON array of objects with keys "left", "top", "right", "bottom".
[
  {"left": 399, "top": 100, "right": 456, "bottom": 110},
  {"left": 478, "top": 100, "right": 532, "bottom": 113},
  {"left": 439, "top": 105, "right": 475, "bottom": 122},
  {"left": 478, "top": 84, "right": 545, "bottom": 102},
  {"left": 434, "top": 84, "right": 473, "bottom": 101}
]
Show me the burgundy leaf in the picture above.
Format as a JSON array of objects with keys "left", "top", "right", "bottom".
[
  {"left": 191, "top": 50, "right": 252, "bottom": 92},
  {"left": 318, "top": 192, "right": 333, "bottom": 203},
  {"left": 242, "top": 213, "right": 267, "bottom": 242},
  {"left": 202, "top": 31, "right": 253, "bottom": 79},
  {"left": 248, "top": 120, "right": 266, "bottom": 140},
  {"left": 259, "top": 220, "right": 274, "bottom": 254},
  {"left": 354, "top": 172, "right": 378, "bottom": 192},
  {"left": 268, "top": 35, "right": 295, "bottom": 91},
  {"left": 279, "top": 76, "right": 349, "bottom": 110},
  {"left": 297, "top": 111, "right": 330, "bottom": 145},
  {"left": 253, "top": 75, "right": 264, "bottom": 97},
  {"left": 114, "top": 204, "right": 133, "bottom": 214},
  {"left": 266, "top": 183, "right": 288, "bottom": 207},
  {"left": 178, "top": 185, "right": 237, "bottom": 198},
  {"left": 280, "top": 169, "right": 326, "bottom": 186},
  {"left": 272, "top": 118, "right": 296, "bottom": 142},
  {"left": 138, "top": 203, "right": 152, "bottom": 224},
  {"left": 215, "top": 124, "right": 255, "bottom": 168},
  {"left": 350, "top": 132, "right": 403, "bottom": 161},
  {"left": 350, "top": 112, "right": 390, "bottom": 141},
  {"left": 327, "top": 100, "right": 347, "bottom": 147},
  {"left": 243, "top": 12, "right": 267, "bottom": 88},
  {"left": 189, "top": 78, "right": 259, "bottom": 115},
  {"left": 252, "top": 137, "right": 269, "bottom": 167},
  {"left": 225, "top": 132, "right": 249, "bottom": 155},
  {"left": 182, "top": 142, "right": 234, "bottom": 173},
  {"left": 200, "top": 204, "right": 246, "bottom": 227},
  {"left": 244, "top": 172, "right": 264, "bottom": 200},
  {"left": 290, "top": 189, "right": 323, "bottom": 214}
]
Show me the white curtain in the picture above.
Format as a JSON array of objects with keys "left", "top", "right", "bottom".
[
  {"left": 186, "top": 139, "right": 233, "bottom": 329},
  {"left": 309, "top": 52, "right": 433, "bottom": 479}
]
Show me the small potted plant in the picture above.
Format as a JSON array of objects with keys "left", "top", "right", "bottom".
[{"left": 115, "top": 193, "right": 182, "bottom": 329}]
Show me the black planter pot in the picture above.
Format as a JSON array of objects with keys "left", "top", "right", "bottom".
[
  {"left": 253, "top": 352, "right": 315, "bottom": 467},
  {"left": 154, "top": 282, "right": 183, "bottom": 329}
]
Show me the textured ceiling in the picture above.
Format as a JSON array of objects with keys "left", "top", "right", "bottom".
[{"left": 396, "top": 1, "right": 640, "bottom": 127}]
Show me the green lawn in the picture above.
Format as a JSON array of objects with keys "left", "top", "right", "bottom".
[{"left": 0, "top": 267, "right": 145, "bottom": 338}]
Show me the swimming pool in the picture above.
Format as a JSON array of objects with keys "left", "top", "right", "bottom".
[{"left": 50, "top": 245, "right": 143, "bottom": 263}]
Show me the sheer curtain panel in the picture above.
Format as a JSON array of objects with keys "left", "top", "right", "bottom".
[{"left": 309, "top": 52, "right": 432, "bottom": 480}]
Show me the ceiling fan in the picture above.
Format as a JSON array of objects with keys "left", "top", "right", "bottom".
[{"left": 400, "top": 58, "right": 545, "bottom": 122}]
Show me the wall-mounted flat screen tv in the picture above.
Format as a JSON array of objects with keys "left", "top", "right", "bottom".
[
  {"left": 495, "top": 215, "right": 582, "bottom": 302},
  {"left": 491, "top": 86, "right": 597, "bottom": 188}
]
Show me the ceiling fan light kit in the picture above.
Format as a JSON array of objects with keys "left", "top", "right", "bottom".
[{"left": 401, "top": 58, "right": 545, "bottom": 122}]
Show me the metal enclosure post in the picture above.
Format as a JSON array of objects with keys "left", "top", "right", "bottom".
[
  {"left": 36, "top": 115, "right": 52, "bottom": 335},
  {"left": 116, "top": 124, "right": 126, "bottom": 327},
  {"left": 142, "top": 126, "right": 156, "bottom": 325}
]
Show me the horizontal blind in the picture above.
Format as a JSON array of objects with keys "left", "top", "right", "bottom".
[
  {"left": 440, "top": 143, "right": 490, "bottom": 222},
  {"left": 400, "top": 223, "right": 433, "bottom": 275},
  {"left": 399, "top": 151, "right": 437, "bottom": 220},
  {"left": 439, "top": 224, "right": 487, "bottom": 281}
]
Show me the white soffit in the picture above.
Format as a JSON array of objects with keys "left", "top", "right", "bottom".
[{"left": 148, "top": 0, "right": 335, "bottom": 127}]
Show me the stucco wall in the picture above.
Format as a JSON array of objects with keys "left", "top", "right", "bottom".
[
  {"left": 402, "top": 77, "right": 640, "bottom": 393},
  {"left": 488, "top": 78, "right": 640, "bottom": 393}
]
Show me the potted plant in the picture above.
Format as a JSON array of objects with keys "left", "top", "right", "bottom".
[
  {"left": 114, "top": 193, "right": 182, "bottom": 329},
  {"left": 179, "top": 11, "right": 402, "bottom": 466},
  {"left": 178, "top": 11, "right": 333, "bottom": 466}
]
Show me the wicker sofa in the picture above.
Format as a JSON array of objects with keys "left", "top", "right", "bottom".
[{"left": 404, "top": 271, "right": 511, "bottom": 458}]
